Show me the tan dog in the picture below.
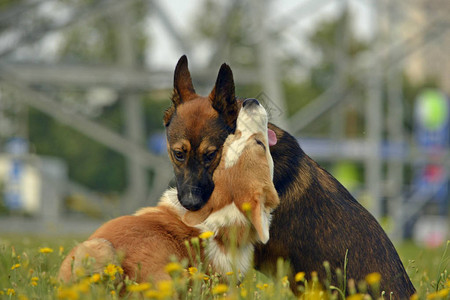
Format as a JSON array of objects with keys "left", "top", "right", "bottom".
[{"left": 58, "top": 99, "right": 279, "bottom": 284}]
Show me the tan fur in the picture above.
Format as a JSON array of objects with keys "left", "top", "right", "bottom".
[
  {"left": 184, "top": 131, "right": 279, "bottom": 242},
  {"left": 59, "top": 205, "right": 200, "bottom": 283}
]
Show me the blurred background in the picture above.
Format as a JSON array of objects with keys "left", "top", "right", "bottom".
[{"left": 0, "top": 0, "right": 448, "bottom": 247}]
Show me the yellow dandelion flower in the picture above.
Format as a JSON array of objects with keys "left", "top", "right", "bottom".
[
  {"left": 240, "top": 288, "right": 248, "bottom": 298},
  {"left": 76, "top": 279, "right": 90, "bottom": 293},
  {"left": 157, "top": 280, "right": 173, "bottom": 297},
  {"left": 57, "top": 286, "right": 79, "bottom": 300},
  {"left": 409, "top": 293, "right": 419, "bottom": 300},
  {"left": 145, "top": 290, "right": 160, "bottom": 299},
  {"left": 0, "top": 291, "right": 4, "bottom": 295},
  {"left": 365, "top": 272, "right": 381, "bottom": 285},
  {"left": 90, "top": 273, "right": 101, "bottom": 283},
  {"left": 188, "top": 267, "right": 198, "bottom": 275},
  {"left": 165, "top": 262, "right": 182, "bottom": 274},
  {"left": 31, "top": 276, "right": 39, "bottom": 286},
  {"left": 117, "top": 266, "right": 124, "bottom": 275},
  {"left": 241, "top": 202, "right": 252, "bottom": 212},
  {"left": 11, "top": 263, "right": 21, "bottom": 270},
  {"left": 347, "top": 293, "right": 364, "bottom": 300},
  {"left": 437, "top": 288, "right": 449, "bottom": 298},
  {"left": 226, "top": 271, "right": 234, "bottom": 276},
  {"left": 104, "top": 263, "right": 119, "bottom": 279},
  {"left": 158, "top": 280, "right": 172, "bottom": 291},
  {"left": 295, "top": 272, "right": 305, "bottom": 282},
  {"left": 256, "top": 283, "right": 266, "bottom": 290},
  {"left": 128, "top": 282, "right": 152, "bottom": 292},
  {"left": 59, "top": 246, "right": 64, "bottom": 256},
  {"left": 39, "top": 247, "right": 54, "bottom": 254},
  {"left": 6, "top": 288, "right": 15, "bottom": 296},
  {"left": 212, "top": 284, "right": 228, "bottom": 295},
  {"left": 199, "top": 231, "right": 214, "bottom": 239},
  {"left": 110, "top": 291, "right": 116, "bottom": 296}
]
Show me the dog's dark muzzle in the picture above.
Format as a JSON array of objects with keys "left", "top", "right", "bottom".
[
  {"left": 178, "top": 184, "right": 212, "bottom": 211},
  {"left": 179, "top": 194, "right": 204, "bottom": 211}
]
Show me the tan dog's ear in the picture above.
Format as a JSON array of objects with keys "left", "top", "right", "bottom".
[
  {"left": 209, "top": 63, "right": 238, "bottom": 129},
  {"left": 264, "top": 185, "right": 280, "bottom": 210},
  {"left": 250, "top": 200, "right": 270, "bottom": 244},
  {"left": 165, "top": 55, "right": 196, "bottom": 126},
  {"left": 183, "top": 207, "right": 213, "bottom": 226}
]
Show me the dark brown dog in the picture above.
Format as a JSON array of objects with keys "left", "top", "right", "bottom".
[{"left": 164, "top": 55, "right": 415, "bottom": 298}]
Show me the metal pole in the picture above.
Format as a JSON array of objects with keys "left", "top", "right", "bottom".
[
  {"left": 252, "top": 0, "right": 288, "bottom": 130},
  {"left": 331, "top": 1, "right": 348, "bottom": 141},
  {"left": 365, "top": 0, "right": 383, "bottom": 220},
  {"left": 386, "top": 1, "right": 405, "bottom": 242},
  {"left": 115, "top": 5, "right": 148, "bottom": 213}
]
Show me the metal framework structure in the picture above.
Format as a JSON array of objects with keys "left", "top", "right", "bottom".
[{"left": 0, "top": 0, "right": 449, "bottom": 238}]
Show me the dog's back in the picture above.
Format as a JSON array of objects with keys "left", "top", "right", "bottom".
[
  {"left": 254, "top": 126, "right": 415, "bottom": 298},
  {"left": 59, "top": 205, "right": 200, "bottom": 283}
]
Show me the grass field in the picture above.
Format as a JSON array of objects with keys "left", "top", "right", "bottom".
[{"left": 0, "top": 234, "right": 449, "bottom": 299}]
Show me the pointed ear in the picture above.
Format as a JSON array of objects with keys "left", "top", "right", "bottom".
[
  {"left": 173, "top": 55, "right": 196, "bottom": 104},
  {"left": 164, "top": 55, "right": 196, "bottom": 126},
  {"left": 182, "top": 207, "right": 213, "bottom": 226},
  {"left": 251, "top": 201, "right": 270, "bottom": 244},
  {"left": 209, "top": 63, "right": 238, "bottom": 129}
]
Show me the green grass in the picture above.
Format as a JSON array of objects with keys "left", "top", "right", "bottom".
[
  {"left": 0, "top": 235, "right": 449, "bottom": 299},
  {"left": 397, "top": 241, "right": 450, "bottom": 298}
]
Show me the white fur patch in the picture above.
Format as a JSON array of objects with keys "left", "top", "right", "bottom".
[
  {"left": 260, "top": 207, "right": 270, "bottom": 244},
  {"left": 205, "top": 238, "right": 254, "bottom": 275},
  {"left": 224, "top": 135, "right": 247, "bottom": 169},
  {"left": 195, "top": 203, "right": 253, "bottom": 274},
  {"left": 156, "top": 188, "right": 187, "bottom": 215},
  {"left": 224, "top": 104, "right": 270, "bottom": 169},
  {"left": 195, "top": 203, "right": 248, "bottom": 233}
]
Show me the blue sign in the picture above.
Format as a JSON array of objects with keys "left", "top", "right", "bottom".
[
  {"left": 413, "top": 89, "right": 449, "bottom": 212},
  {"left": 3, "top": 137, "right": 29, "bottom": 211}
]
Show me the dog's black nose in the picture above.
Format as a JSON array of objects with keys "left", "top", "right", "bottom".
[{"left": 243, "top": 98, "right": 260, "bottom": 107}]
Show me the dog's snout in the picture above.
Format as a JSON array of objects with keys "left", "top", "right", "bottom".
[
  {"left": 243, "top": 98, "right": 260, "bottom": 107},
  {"left": 178, "top": 183, "right": 212, "bottom": 211},
  {"left": 180, "top": 194, "right": 205, "bottom": 211}
]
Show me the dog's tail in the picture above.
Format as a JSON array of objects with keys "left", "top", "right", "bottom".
[{"left": 58, "top": 238, "right": 118, "bottom": 283}]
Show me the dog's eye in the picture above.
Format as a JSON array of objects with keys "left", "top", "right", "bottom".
[
  {"left": 173, "top": 150, "right": 185, "bottom": 162},
  {"left": 255, "top": 139, "right": 266, "bottom": 150},
  {"left": 204, "top": 150, "right": 217, "bottom": 163}
]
